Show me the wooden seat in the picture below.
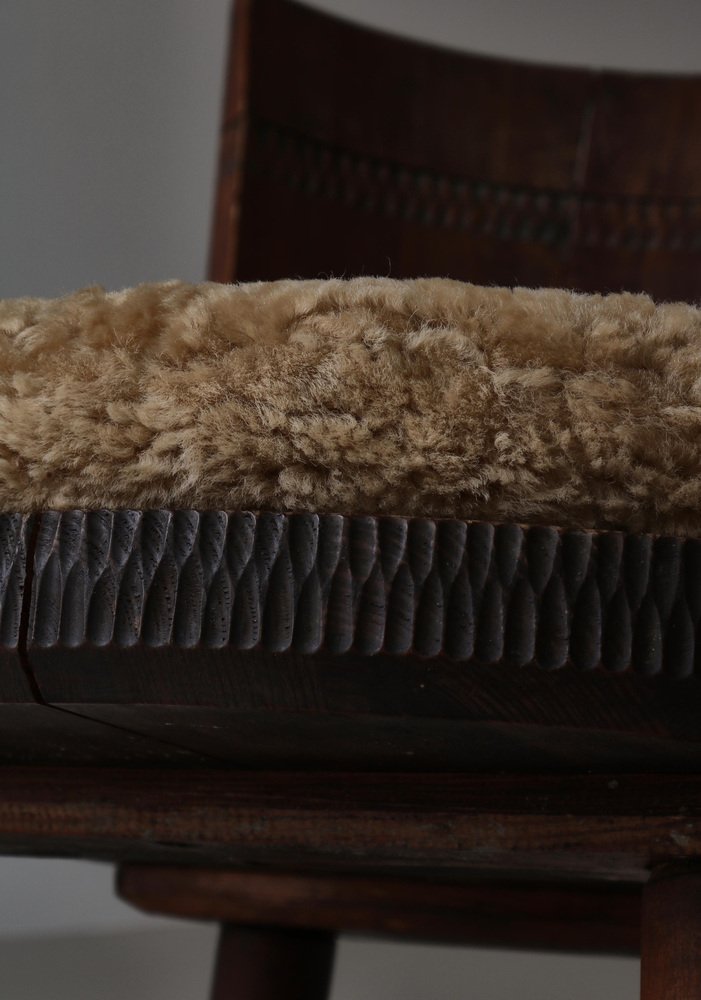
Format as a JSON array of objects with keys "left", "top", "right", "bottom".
[{"left": 210, "top": 0, "right": 701, "bottom": 302}]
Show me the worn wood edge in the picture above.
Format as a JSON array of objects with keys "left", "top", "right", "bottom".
[
  {"left": 208, "top": 0, "right": 252, "bottom": 282},
  {"left": 117, "top": 865, "right": 641, "bottom": 955},
  {"left": 18, "top": 508, "right": 701, "bottom": 679}
]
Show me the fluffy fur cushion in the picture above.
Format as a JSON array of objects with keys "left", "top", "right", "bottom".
[{"left": 1, "top": 277, "right": 701, "bottom": 535}]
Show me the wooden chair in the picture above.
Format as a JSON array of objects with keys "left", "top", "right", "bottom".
[{"left": 3, "top": 2, "right": 701, "bottom": 999}]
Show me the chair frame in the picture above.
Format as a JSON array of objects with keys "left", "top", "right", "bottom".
[{"left": 3, "top": 1, "right": 701, "bottom": 996}]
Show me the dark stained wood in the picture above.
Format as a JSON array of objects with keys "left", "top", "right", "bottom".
[
  {"left": 242, "top": 2, "right": 591, "bottom": 184},
  {"left": 0, "top": 512, "right": 212, "bottom": 764},
  {"left": 0, "top": 513, "right": 36, "bottom": 701},
  {"left": 585, "top": 75, "right": 701, "bottom": 198},
  {"left": 27, "top": 510, "right": 701, "bottom": 681},
  {"left": 209, "top": 925, "right": 335, "bottom": 1000},
  {"left": 641, "top": 864, "right": 701, "bottom": 999},
  {"left": 0, "top": 703, "right": 214, "bottom": 766},
  {"left": 209, "top": 0, "right": 252, "bottom": 284},
  {"left": 16, "top": 508, "right": 701, "bottom": 772},
  {"left": 210, "top": 0, "right": 701, "bottom": 302},
  {"left": 57, "top": 705, "right": 701, "bottom": 773},
  {"left": 118, "top": 865, "right": 641, "bottom": 956},
  {"left": 7, "top": 7, "right": 701, "bottom": 983},
  {"left": 1, "top": 768, "right": 701, "bottom": 880}
]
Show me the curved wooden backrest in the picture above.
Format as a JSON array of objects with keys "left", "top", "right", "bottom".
[{"left": 209, "top": 0, "right": 701, "bottom": 301}]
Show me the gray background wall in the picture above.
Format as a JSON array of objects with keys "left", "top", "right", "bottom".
[{"left": 1, "top": 0, "right": 699, "bottom": 995}]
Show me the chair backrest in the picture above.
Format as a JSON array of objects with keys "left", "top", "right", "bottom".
[{"left": 209, "top": 0, "right": 701, "bottom": 301}]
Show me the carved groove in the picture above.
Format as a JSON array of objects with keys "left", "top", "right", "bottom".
[
  {"left": 246, "top": 119, "right": 701, "bottom": 252},
  {"left": 0, "top": 514, "right": 30, "bottom": 651},
  {"left": 19, "top": 509, "right": 701, "bottom": 677}
]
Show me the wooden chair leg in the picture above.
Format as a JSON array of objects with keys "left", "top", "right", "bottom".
[
  {"left": 118, "top": 863, "right": 641, "bottom": 998},
  {"left": 210, "top": 924, "right": 336, "bottom": 1000},
  {"left": 642, "top": 864, "right": 701, "bottom": 1000}
]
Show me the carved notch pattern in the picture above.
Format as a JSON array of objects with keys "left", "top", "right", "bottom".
[
  {"left": 246, "top": 119, "right": 701, "bottom": 253},
  {"left": 0, "top": 514, "right": 31, "bottom": 652},
  {"left": 26, "top": 509, "right": 701, "bottom": 677}
]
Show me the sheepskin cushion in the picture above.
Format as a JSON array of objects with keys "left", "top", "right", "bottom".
[{"left": 1, "top": 277, "right": 701, "bottom": 536}]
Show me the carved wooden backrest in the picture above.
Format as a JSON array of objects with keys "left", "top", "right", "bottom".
[{"left": 209, "top": 0, "right": 701, "bottom": 301}]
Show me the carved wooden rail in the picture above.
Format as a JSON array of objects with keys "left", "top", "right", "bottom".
[
  {"left": 1, "top": 508, "right": 701, "bottom": 774},
  {"left": 248, "top": 119, "right": 701, "bottom": 254},
  {"left": 3, "top": 508, "right": 700, "bottom": 675}
]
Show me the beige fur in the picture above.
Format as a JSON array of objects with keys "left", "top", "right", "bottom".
[{"left": 2, "top": 276, "right": 701, "bottom": 534}]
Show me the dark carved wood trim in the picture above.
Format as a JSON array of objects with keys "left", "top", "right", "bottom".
[
  {"left": 244, "top": 119, "right": 701, "bottom": 254},
  {"left": 20, "top": 508, "right": 701, "bottom": 678},
  {"left": 0, "top": 513, "right": 35, "bottom": 700},
  {"left": 0, "top": 514, "right": 30, "bottom": 654}
]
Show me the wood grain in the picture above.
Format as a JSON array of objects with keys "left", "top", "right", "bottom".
[
  {"left": 1, "top": 768, "right": 701, "bottom": 880},
  {"left": 209, "top": 0, "right": 252, "bottom": 286},
  {"left": 642, "top": 864, "right": 701, "bottom": 999}
]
